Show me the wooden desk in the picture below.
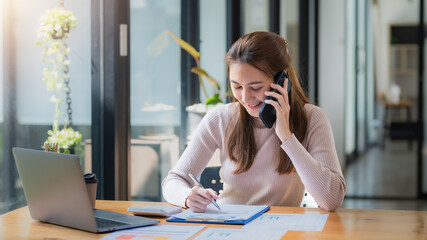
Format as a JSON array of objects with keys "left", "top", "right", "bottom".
[{"left": 0, "top": 200, "right": 426, "bottom": 239}]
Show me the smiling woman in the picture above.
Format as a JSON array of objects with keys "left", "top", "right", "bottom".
[{"left": 162, "top": 32, "right": 346, "bottom": 213}]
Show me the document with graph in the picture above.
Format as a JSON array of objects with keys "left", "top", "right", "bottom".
[
  {"left": 193, "top": 227, "right": 287, "bottom": 240},
  {"left": 167, "top": 204, "right": 270, "bottom": 225},
  {"left": 99, "top": 224, "right": 205, "bottom": 240},
  {"left": 243, "top": 213, "right": 329, "bottom": 231}
]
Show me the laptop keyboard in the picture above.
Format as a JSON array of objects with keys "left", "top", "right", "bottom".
[{"left": 95, "top": 217, "right": 130, "bottom": 229}]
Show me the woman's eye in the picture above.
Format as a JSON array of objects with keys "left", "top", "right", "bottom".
[
  {"left": 252, "top": 88, "right": 262, "bottom": 91},
  {"left": 233, "top": 86, "right": 242, "bottom": 90}
]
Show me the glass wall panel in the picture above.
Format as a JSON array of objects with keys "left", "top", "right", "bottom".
[
  {"left": 346, "top": 0, "right": 419, "bottom": 199},
  {"left": 0, "top": 1, "right": 2, "bottom": 125},
  {"left": 280, "top": 0, "right": 299, "bottom": 68},
  {"left": 0, "top": 0, "right": 91, "bottom": 214},
  {"left": 199, "top": 0, "right": 226, "bottom": 167},
  {"left": 200, "top": 0, "right": 227, "bottom": 104},
  {"left": 242, "top": 0, "right": 301, "bottom": 73},
  {"left": 356, "top": 0, "right": 367, "bottom": 153},
  {"left": 345, "top": 0, "right": 357, "bottom": 156},
  {"left": 242, "top": 0, "right": 269, "bottom": 34},
  {"left": 130, "top": 0, "right": 181, "bottom": 201},
  {"left": 0, "top": 0, "right": 4, "bottom": 215},
  {"left": 242, "top": 0, "right": 300, "bottom": 70},
  {"left": 366, "top": 1, "right": 377, "bottom": 145}
]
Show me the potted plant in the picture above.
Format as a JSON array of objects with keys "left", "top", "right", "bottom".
[
  {"left": 149, "top": 31, "right": 228, "bottom": 111},
  {"left": 165, "top": 31, "right": 229, "bottom": 135},
  {"left": 36, "top": 4, "right": 82, "bottom": 154},
  {"left": 148, "top": 31, "right": 229, "bottom": 136},
  {"left": 166, "top": 31, "right": 224, "bottom": 106}
]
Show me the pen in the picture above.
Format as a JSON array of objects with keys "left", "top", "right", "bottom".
[{"left": 188, "top": 172, "right": 221, "bottom": 211}]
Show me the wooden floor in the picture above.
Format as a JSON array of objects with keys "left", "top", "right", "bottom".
[{"left": 342, "top": 139, "right": 427, "bottom": 211}]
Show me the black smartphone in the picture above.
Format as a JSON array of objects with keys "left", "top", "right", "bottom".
[{"left": 259, "top": 71, "right": 292, "bottom": 128}]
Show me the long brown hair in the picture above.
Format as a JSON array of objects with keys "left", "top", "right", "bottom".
[{"left": 225, "top": 31, "right": 310, "bottom": 174}]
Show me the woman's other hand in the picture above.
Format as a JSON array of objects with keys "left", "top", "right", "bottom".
[{"left": 185, "top": 186, "right": 219, "bottom": 212}]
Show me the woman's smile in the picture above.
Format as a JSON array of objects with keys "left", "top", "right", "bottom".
[{"left": 246, "top": 101, "right": 263, "bottom": 110}]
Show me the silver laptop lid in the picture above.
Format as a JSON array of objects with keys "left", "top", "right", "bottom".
[{"left": 12, "top": 147, "right": 98, "bottom": 232}]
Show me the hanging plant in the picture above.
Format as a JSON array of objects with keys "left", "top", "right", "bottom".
[{"left": 36, "top": 4, "right": 81, "bottom": 154}]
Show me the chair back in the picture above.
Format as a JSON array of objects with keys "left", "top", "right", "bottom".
[
  {"left": 300, "top": 191, "right": 319, "bottom": 208},
  {"left": 200, "top": 166, "right": 223, "bottom": 193}
]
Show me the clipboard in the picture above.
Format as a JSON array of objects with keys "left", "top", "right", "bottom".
[{"left": 166, "top": 204, "right": 270, "bottom": 225}]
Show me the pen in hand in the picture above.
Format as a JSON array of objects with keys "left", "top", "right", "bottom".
[{"left": 188, "top": 172, "right": 221, "bottom": 211}]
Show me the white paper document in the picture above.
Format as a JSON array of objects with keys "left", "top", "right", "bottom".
[
  {"left": 99, "top": 224, "right": 206, "bottom": 240},
  {"left": 243, "top": 213, "right": 329, "bottom": 231},
  {"left": 193, "top": 227, "right": 287, "bottom": 240},
  {"left": 170, "top": 204, "right": 269, "bottom": 222}
]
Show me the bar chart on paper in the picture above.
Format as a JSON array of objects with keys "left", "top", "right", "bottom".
[
  {"left": 192, "top": 228, "right": 287, "bottom": 240},
  {"left": 99, "top": 224, "right": 205, "bottom": 240},
  {"left": 243, "top": 213, "right": 329, "bottom": 231}
]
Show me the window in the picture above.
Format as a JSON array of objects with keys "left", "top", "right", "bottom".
[
  {"left": 129, "top": 0, "right": 181, "bottom": 201},
  {"left": 0, "top": 0, "right": 91, "bottom": 214}
]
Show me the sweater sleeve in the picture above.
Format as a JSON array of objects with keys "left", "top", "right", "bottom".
[
  {"left": 161, "top": 106, "right": 224, "bottom": 207},
  {"left": 281, "top": 106, "right": 346, "bottom": 211}
]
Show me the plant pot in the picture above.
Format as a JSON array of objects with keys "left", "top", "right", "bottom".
[
  {"left": 61, "top": 146, "right": 75, "bottom": 154},
  {"left": 143, "top": 126, "right": 174, "bottom": 136},
  {"left": 186, "top": 103, "right": 207, "bottom": 139}
]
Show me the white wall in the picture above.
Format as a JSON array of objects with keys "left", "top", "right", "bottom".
[{"left": 319, "top": 0, "right": 346, "bottom": 169}]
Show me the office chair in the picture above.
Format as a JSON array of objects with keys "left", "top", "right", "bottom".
[
  {"left": 200, "top": 166, "right": 319, "bottom": 208},
  {"left": 200, "top": 166, "right": 223, "bottom": 194},
  {"left": 300, "top": 191, "right": 319, "bottom": 208}
]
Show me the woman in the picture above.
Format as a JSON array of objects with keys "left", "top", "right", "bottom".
[{"left": 162, "top": 31, "right": 346, "bottom": 212}]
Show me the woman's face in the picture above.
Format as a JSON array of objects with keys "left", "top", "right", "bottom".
[{"left": 229, "top": 63, "right": 273, "bottom": 118}]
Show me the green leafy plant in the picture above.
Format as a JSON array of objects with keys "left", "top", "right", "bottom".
[
  {"left": 149, "top": 31, "right": 224, "bottom": 106},
  {"left": 36, "top": 6, "right": 81, "bottom": 153},
  {"left": 45, "top": 123, "right": 82, "bottom": 154}
]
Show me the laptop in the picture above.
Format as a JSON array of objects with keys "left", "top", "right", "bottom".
[{"left": 12, "top": 147, "right": 159, "bottom": 233}]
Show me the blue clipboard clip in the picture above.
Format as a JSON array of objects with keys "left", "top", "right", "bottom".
[{"left": 186, "top": 217, "right": 227, "bottom": 222}]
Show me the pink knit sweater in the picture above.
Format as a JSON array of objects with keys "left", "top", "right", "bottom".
[{"left": 162, "top": 103, "right": 346, "bottom": 211}]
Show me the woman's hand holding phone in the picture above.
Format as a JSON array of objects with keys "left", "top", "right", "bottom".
[{"left": 264, "top": 78, "right": 292, "bottom": 143}]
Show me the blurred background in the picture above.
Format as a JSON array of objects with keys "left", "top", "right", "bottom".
[{"left": 1, "top": 0, "right": 427, "bottom": 214}]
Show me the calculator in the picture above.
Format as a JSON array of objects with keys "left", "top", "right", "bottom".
[{"left": 127, "top": 205, "right": 182, "bottom": 217}]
